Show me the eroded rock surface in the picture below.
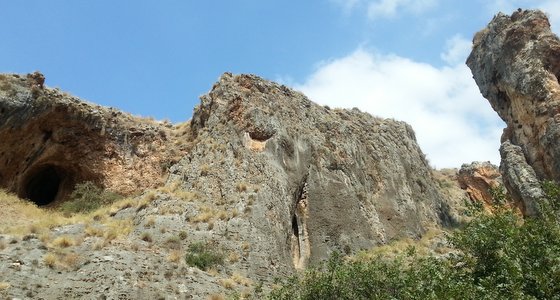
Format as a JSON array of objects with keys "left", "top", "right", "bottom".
[
  {"left": 0, "top": 72, "right": 456, "bottom": 298},
  {"left": 457, "top": 161, "right": 502, "bottom": 206},
  {"left": 467, "top": 9, "right": 560, "bottom": 213},
  {"left": 172, "top": 73, "right": 454, "bottom": 271},
  {"left": 0, "top": 73, "right": 184, "bottom": 205}
]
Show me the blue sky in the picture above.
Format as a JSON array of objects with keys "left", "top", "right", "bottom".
[{"left": 1, "top": 1, "right": 559, "bottom": 168}]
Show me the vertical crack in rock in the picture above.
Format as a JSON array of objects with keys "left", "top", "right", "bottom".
[{"left": 291, "top": 175, "right": 310, "bottom": 269}]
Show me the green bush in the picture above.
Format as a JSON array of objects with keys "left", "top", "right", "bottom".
[
  {"left": 269, "top": 182, "right": 560, "bottom": 299},
  {"left": 185, "top": 241, "right": 224, "bottom": 271},
  {"left": 59, "top": 181, "right": 122, "bottom": 214}
]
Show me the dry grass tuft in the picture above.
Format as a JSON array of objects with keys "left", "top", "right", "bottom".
[
  {"left": 241, "top": 241, "right": 250, "bottom": 251},
  {"left": 42, "top": 252, "right": 81, "bottom": 270},
  {"left": 27, "top": 223, "right": 40, "bottom": 234},
  {"left": 51, "top": 235, "right": 74, "bottom": 248},
  {"left": 191, "top": 206, "right": 215, "bottom": 223},
  {"left": 143, "top": 216, "right": 155, "bottom": 228},
  {"left": 84, "top": 225, "right": 104, "bottom": 237},
  {"left": 228, "top": 252, "right": 241, "bottom": 263},
  {"left": 217, "top": 210, "right": 228, "bottom": 221},
  {"left": 167, "top": 250, "right": 182, "bottom": 263},
  {"left": 93, "top": 240, "right": 105, "bottom": 250},
  {"left": 236, "top": 183, "right": 248, "bottom": 193},
  {"left": 144, "top": 190, "right": 157, "bottom": 202},
  {"left": 160, "top": 181, "right": 181, "bottom": 194},
  {"left": 231, "top": 272, "right": 253, "bottom": 287},
  {"left": 175, "top": 190, "right": 198, "bottom": 202},
  {"left": 136, "top": 199, "right": 149, "bottom": 212},
  {"left": 39, "top": 232, "right": 51, "bottom": 244},
  {"left": 115, "top": 198, "right": 135, "bottom": 210},
  {"left": 102, "top": 219, "right": 133, "bottom": 244},
  {"left": 61, "top": 253, "right": 81, "bottom": 270},
  {"left": 200, "top": 164, "right": 210, "bottom": 176},
  {"left": 207, "top": 268, "right": 219, "bottom": 276},
  {"left": 208, "top": 294, "right": 225, "bottom": 300},
  {"left": 219, "top": 278, "right": 236, "bottom": 289},
  {"left": 43, "top": 253, "right": 57, "bottom": 268}
]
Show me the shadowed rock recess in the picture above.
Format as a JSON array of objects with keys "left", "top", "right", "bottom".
[
  {"left": 0, "top": 72, "right": 462, "bottom": 298},
  {"left": 467, "top": 9, "right": 560, "bottom": 215},
  {"left": 0, "top": 73, "right": 181, "bottom": 206}
]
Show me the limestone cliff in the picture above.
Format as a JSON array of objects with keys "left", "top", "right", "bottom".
[
  {"left": 172, "top": 73, "right": 454, "bottom": 271},
  {"left": 0, "top": 72, "right": 455, "bottom": 298},
  {"left": 467, "top": 9, "right": 560, "bottom": 214}
]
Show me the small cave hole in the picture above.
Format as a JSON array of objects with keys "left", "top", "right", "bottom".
[
  {"left": 24, "top": 166, "right": 62, "bottom": 206},
  {"left": 291, "top": 214, "right": 301, "bottom": 267},
  {"left": 248, "top": 129, "right": 274, "bottom": 142},
  {"left": 292, "top": 215, "right": 300, "bottom": 239}
]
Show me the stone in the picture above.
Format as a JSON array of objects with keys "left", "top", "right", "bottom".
[
  {"left": 499, "top": 141, "right": 543, "bottom": 215},
  {"left": 467, "top": 9, "right": 560, "bottom": 213},
  {"left": 457, "top": 161, "right": 502, "bottom": 207},
  {"left": 173, "top": 73, "right": 454, "bottom": 272}
]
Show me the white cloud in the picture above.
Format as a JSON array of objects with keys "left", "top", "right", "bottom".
[
  {"left": 368, "top": 0, "right": 438, "bottom": 18},
  {"left": 441, "top": 34, "right": 472, "bottom": 65},
  {"left": 293, "top": 36, "right": 504, "bottom": 168},
  {"left": 330, "top": 0, "right": 438, "bottom": 19}
]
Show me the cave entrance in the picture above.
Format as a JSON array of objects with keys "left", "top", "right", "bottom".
[{"left": 24, "top": 166, "right": 62, "bottom": 206}]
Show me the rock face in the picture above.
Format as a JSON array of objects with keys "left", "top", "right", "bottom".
[
  {"left": 0, "top": 72, "right": 456, "bottom": 298},
  {"left": 0, "top": 73, "right": 184, "bottom": 206},
  {"left": 467, "top": 9, "right": 560, "bottom": 214},
  {"left": 457, "top": 161, "right": 502, "bottom": 207},
  {"left": 173, "top": 73, "right": 453, "bottom": 270}
]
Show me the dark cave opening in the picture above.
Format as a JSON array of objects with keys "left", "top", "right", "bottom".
[
  {"left": 292, "top": 215, "right": 299, "bottom": 239},
  {"left": 24, "top": 166, "right": 62, "bottom": 206}
]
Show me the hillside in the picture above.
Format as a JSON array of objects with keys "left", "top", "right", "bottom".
[{"left": 2, "top": 8, "right": 558, "bottom": 300}]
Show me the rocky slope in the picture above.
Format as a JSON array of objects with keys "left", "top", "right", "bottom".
[
  {"left": 0, "top": 72, "right": 465, "bottom": 298},
  {"left": 467, "top": 9, "right": 560, "bottom": 215}
]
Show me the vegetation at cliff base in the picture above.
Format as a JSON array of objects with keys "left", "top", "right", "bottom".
[
  {"left": 269, "top": 183, "right": 560, "bottom": 300},
  {"left": 60, "top": 181, "right": 122, "bottom": 214}
]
